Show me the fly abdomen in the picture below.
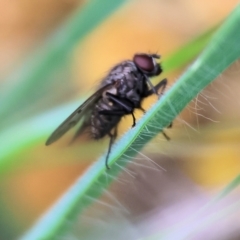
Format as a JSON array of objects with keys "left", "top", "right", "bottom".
[{"left": 91, "top": 98, "right": 121, "bottom": 139}]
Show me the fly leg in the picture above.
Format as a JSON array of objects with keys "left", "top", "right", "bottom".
[
  {"left": 138, "top": 106, "right": 146, "bottom": 114},
  {"left": 103, "top": 92, "right": 136, "bottom": 127},
  {"left": 161, "top": 122, "right": 172, "bottom": 141},
  {"left": 140, "top": 78, "right": 167, "bottom": 111},
  {"left": 140, "top": 77, "right": 167, "bottom": 109},
  {"left": 161, "top": 130, "right": 170, "bottom": 141},
  {"left": 146, "top": 78, "right": 171, "bottom": 140},
  {"left": 104, "top": 127, "right": 117, "bottom": 169},
  {"left": 145, "top": 78, "right": 167, "bottom": 97}
]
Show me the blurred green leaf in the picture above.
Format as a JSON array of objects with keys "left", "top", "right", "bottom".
[
  {"left": 215, "top": 174, "right": 240, "bottom": 200},
  {"left": 163, "top": 26, "right": 217, "bottom": 72},
  {"left": 0, "top": 0, "right": 128, "bottom": 129},
  {"left": 21, "top": 5, "right": 240, "bottom": 240},
  {"left": 0, "top": 100, "right": 82, "bottom": 173}
]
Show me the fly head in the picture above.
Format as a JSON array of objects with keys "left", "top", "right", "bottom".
[{"left": 133, "top": 53, "right": 162, "bottom": 77}]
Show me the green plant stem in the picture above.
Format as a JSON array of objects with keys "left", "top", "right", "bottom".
[
  {"left": 0, "top": 23, "right": 214, "bottom": 172},
  {"left": 21, "top": 5, "right": 240, "bottom": 240}
]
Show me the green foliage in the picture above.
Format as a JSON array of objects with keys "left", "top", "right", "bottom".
[
  {"left": 0, "top": 0, "right": 128, "bottom": 129},
  {"left": 19, "top": 5, "right": 240, "bottom": 240}
]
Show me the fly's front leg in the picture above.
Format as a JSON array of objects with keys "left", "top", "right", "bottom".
[
  {"left": 145, "top": 78, "right": 167, "bottom": 97},
  {"left": 140, "top": 78, "right": 167, "bottom": 114},
  {"left": 146, "top": 78, "right": 171, "bottom": 140}
]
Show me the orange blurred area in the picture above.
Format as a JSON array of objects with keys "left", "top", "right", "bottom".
[
  {"left": 0, "top": 0, "right": 82, "bottom": 76},
  {"left": 0, "top": 0, "right": 239, "bottom": 239},
  {"left": 72, "top": 0, "right": 238, "bottom": 92}
]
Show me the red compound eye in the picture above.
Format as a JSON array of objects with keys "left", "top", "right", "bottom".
[{"left": 133, "top": 54, "right": 154, "bottom": 72}]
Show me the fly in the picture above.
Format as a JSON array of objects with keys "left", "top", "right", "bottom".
[{"left": 46, "top": 53, "right": 169, "bottom": 169}]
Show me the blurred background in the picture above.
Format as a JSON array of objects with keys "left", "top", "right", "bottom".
[{"left": 0, "top": 0, "right": 239, "bottom": 239}]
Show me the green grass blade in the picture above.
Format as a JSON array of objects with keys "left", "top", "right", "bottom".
[
  {"left": 21, "top": 5, "right": 240, "bottom": 240},
  {"left": 163, "top": 25, "right": 218, "bottom": 72},
  {"left": 0, "top": 0, "right": 128, "bottom": 128},
  {"left": 0, "top": 25, "right": 215, "bottom": 172},
  {"left": 215, "top": 174, "right": 240, "bottom": 200},
  {"left": 0, "top": 100, "right": 82, "bottom": 172}
]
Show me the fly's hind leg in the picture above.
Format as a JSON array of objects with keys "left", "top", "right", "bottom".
[
  {"left": 161, "top": 130, "right": 170, "bottom": 141},
  {"left": 105, "top": 127, "right": 117, "bottom": 169},
  {"left": 162, "top": 121, "right": 173, "bottom": 140}
]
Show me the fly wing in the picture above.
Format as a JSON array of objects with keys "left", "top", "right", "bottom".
[{"left": 45, "top": 83, "right": 113, "bottom": 145}]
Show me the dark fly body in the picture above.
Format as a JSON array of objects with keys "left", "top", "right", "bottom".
[{"left": 46, "top": 53, "right": 168, "bottom": 169}]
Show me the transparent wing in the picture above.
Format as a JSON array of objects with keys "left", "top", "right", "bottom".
[{"left": 45, "top": 83, "right": 113, "bottom": 145}]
